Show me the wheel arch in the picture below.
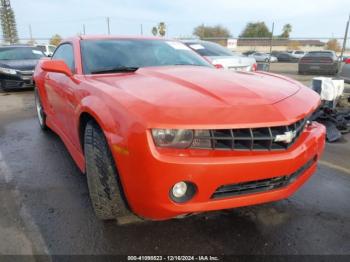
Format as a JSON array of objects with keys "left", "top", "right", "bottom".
[
  {"left": 78, "top": 112, "right": 97, "bottom": 151},
  {"left": 76, "top": 96, "right": 124, "bottom": 153}
]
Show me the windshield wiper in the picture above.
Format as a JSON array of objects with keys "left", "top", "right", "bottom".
[{"left": 91, "top": 66, "right": 139, "bottom": 74}]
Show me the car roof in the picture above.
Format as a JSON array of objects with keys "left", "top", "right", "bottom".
[
  {"left": 76, "top": 35, "right": 167, "bottom": 41},
  {"left": 181, "top": 39, "right": 202, "bottom": 43},
  {"left": 181, "top": 39, "right": 217, "bottom": 45},
  {"left": 308, "top": 50, "right": 334, "bottom": 53}
]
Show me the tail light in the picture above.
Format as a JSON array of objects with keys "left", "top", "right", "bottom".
[
  {"left": 251, "top": 63, "right": 257, "bottom": 71},
  {"left": 214, "top": 64, "right": 224, "bottom": 69}
]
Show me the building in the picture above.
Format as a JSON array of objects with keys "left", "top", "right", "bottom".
[{"left": 235, "top": 38, "right": 326, "bottom": 52}]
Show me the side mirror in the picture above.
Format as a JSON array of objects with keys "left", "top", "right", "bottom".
[
  {"left": 41, "top": 59, "right": 72, "bottom": 77},
  {"left": 345, "top": 58, "right": 350, "bottom": 64}
]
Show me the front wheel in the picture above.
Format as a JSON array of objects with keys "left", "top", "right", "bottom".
[
  {"left": 84, "top": 121, "right": 132, "bottom": 221},
  {"left": 34, "top": 87, "right": 47, "bottom": 130}
]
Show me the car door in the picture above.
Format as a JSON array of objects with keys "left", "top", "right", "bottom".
[
  {"left": 45, "top": 43, "right": 79, "bottom": 146},
  {"left": 254, "top": 53, "right": 262, "bottom": 62}
]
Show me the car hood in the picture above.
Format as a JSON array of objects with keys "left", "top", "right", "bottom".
[
  {"left": 206, "top": 56, "right": 256, "bottom": 67},
  {"left": 84, "top": 66, "right": 318, "bottom": 127},
  {"left": 89, "top": 66, "right": 300, "bottom": 106},
  {"left": 0, "top": 59, "right": 38, "bottom": 71}
]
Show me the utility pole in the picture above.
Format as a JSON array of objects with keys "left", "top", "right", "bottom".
[
  {"left": 83, "top": 24, "right": 86, "bottom": 35},
  {"left": 106, "top": 17, "right": 110, "bottom": 35},
  {"left": 28, "top": 24, "right": 32, "bottom": 42},
  {"left": 268, "top": 22, "right": 275, "bottom": 71},
  {"left": 339, "top": 14, "right": 350, "bottom": 64},
  {"left": 140, "top": 24, "right": 143, "bottom": 35}
]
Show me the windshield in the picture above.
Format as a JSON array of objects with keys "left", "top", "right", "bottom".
[
  {"left": 186, "top": 41, "right": 234, "bottom": 57},
  {"left": 48, "top": 45, "right": 56, "bottom": 53},
  {"left": 80, "top": 39, "right": 211, "bottom": 74},
  {"left": 306, "top": 52, "right": 334, "bottom": 57},
  {"left": 0, "top": 47, "right": 44, "bottom": 60}
]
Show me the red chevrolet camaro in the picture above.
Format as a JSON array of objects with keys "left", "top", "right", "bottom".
[{"left": 33, "top": 36, "right": 326, "bottom": 223}]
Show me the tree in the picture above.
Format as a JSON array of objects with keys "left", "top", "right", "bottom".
[
  {"left": 193, "top": 24, "right": 231, "bottom": 38},
  {"left": 151, "top": 26, "right": 158, "bottom": 36},
  {"left": 240, "top": 22, "right": 272, "bottom": 38},
  {"left": 0, "top": 0, "right": 18, "bottom": 44},
  {"left": 151, "top": 22, "right": 166, "bottom": 37},
  {"left": 280, "top": 23, "right": 292, "bottom": 38},
  {"left": 288, "top": 40, "right": 300, "bottom": 50},
  {"left": 326, "top": 39, "right": 341, "bottom": 52},
  {"left": 157, "top": 22, "right": 166, "bottom": 37},
  {"left": 49, "top": 34, "right": 62, "bottom": 46}
]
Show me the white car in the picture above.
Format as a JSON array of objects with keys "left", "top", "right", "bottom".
[
  {"left": 288, "top": 50, "right": 307, "bottom": 59},
  {"left": 249, "top": 52, "right": 277, "bottom": 63},
  {"left": 35, "top": 44, "right": 56, "bottom": 57},
  {"left": 266, "top": 53, "right": 278, "bottom": 62},
  {"left": 183, "top": 40, "right": 257, "bottom": 72}
]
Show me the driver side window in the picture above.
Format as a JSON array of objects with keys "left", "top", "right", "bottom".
[{"left": 52, "top": 44, "right": 75, "bottom": 73}]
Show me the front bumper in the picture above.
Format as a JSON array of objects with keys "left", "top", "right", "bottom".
[
  {"left": 0, "top": 72, "right": 34, "bottom": 90},
  {"left": 112, "top": 122, "right": 326, "bottom": 220}
]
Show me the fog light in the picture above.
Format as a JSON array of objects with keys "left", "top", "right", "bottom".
[
  {"left": 170, "top": 181, "right": 196, "bottom": 203},
  {"left": 172, "top": 182, "right": 187, "bottom": 198}
]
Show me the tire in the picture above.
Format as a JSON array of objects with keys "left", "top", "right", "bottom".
[
  {"left": 265, "top": 58, "right": 269, "bottom": 62},
  {"left": 34, "top": 87, "right": 48, "bottom": 130},
  {"left": 84, "top": 120, "right": 130, "bottom": 221}
]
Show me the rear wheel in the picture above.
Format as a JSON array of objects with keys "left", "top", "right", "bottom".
[
  {"left": 84, "top": 121, "right": 133, "bottom": 222},
  {"left": 34, "top": 87, "right": 47, "bottom": 130}
]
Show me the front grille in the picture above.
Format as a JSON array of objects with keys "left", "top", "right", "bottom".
[
  {"left": 211, "top": 156, "right": 317, "bottom": 199},
  {"left": 18, "top": 70, "right": 34, "bottom": 75},
  {"left": 191, "top": 118, "right": 307, "bottom": 151},
  {"left": 2, "top": 80, "right": 23, "bottom": 88},
  {"left": 18, "top": 71, "right": 34, "bottom": 81}
]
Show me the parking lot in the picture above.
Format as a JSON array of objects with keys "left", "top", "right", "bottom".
[{"left": 0, "top": 63, "right": 350, "bottom": 256}]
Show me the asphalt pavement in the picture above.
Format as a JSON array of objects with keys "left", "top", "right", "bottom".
[{"left": 0, "top": 68, "right": 350, "bottom": 256}]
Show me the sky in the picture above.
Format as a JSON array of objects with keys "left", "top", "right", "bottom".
[{"left": 8, "top": 0, "right": 350, "bottom": 41}]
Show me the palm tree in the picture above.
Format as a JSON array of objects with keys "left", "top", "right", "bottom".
[
  {"left": 157, "top": 22, "right": 166, "bottom": 37},
  {"left": 280, "top": 24, "right": 292, "bottom": 38},
  {"left": 151, "top": 26, "right": 158, "bottom": 36}
]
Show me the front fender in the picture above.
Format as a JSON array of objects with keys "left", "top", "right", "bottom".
[{"left": 76, "top": 96, "right": 125, "bottom": 149}]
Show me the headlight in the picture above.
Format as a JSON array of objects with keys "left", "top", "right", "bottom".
[
  {"left": 151, "top": 129, "right": 194, "bottom": 148},
  {"left": 0, "top": 67, "right": 17, "bottom": 75}
]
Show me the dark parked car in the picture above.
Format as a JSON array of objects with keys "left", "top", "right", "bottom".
[
  {"left": 298, "top": 51, "right": 338, "bottom": 75},
  {"left": 277, "top": 52, "right": 299, "bottom": 62},
  {"left": 0, "top": 45, "right": 45, "bottom": 90},
  {"left": 339, "top": 57, "right": 350, "bottom": 83}
]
